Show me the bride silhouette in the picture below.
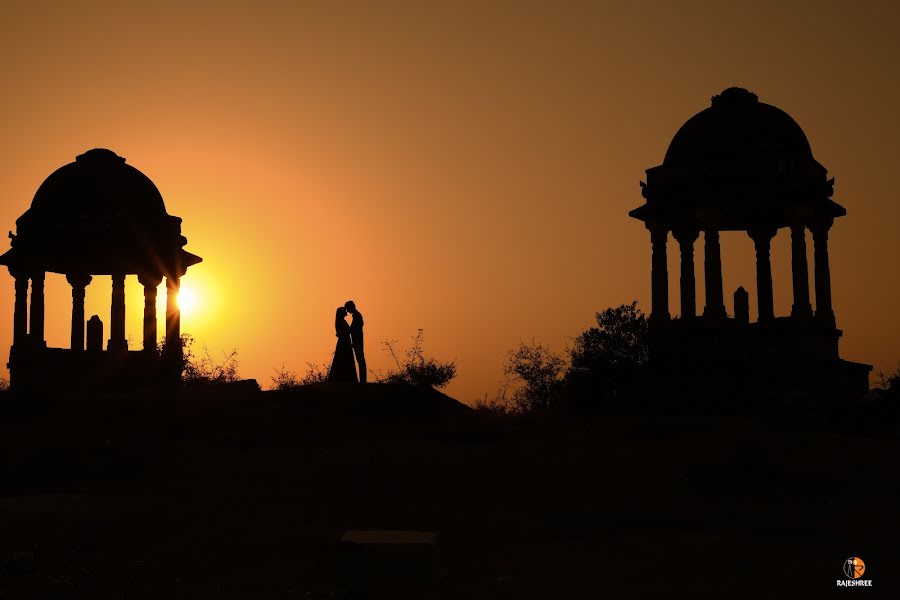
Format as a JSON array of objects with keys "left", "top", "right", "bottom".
[{"left": 327, "top": 306, "right": 358, "bottom": 382}]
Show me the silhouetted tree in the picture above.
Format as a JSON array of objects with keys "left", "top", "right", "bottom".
[
  {"left": 496, "top": 302, "right": 649, "bottom": 414},
  {"left": 565, "top": 301, "right": 648, "bottom": 409},
  {"left": 503, "top": 340, "right": 567, "bottom": 412},
  {"left": 376, "top": 329, "right": 457, "bottom": 389}
]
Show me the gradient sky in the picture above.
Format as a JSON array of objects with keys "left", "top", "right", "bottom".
[{"left": 1, "top": 1, "right": 898, "bottom": 402}]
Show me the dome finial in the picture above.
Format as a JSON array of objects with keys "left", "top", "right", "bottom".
[
  {"left": 711, "top": 87, "right": 758, "bottom": 107},
  {"left": 76, "top": 148, "right": 126, "bottom": 164}
]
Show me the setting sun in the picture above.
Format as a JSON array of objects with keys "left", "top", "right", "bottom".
[{"left": 177, "top": 285, "right": 199, "bottom": 316}]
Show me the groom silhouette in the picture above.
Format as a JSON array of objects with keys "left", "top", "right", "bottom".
[{"left": 344, "top": 300, "right": 366, "bottom": 383}]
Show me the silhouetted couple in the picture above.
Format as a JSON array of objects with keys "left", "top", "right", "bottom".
[{"left": 327, "top": 300, "right": 366, "bottom": 383}]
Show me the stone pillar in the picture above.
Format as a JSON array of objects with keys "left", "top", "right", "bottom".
[
  {"left": 790, "top": 225, "right": 813, "bottom": 320},
  {"left": 139, "top": 274, "right": 162, "bottom": 353},
  {"left": 750, "top": 228, "right": 776, "bottom": 322},
  {"left": 29, "top": 271, "right": 45, "bottom": 346},
  {"left": 649, "top": 226, "right": 669, "bottom": 323},
  {"left": 811, "top": 222, "right": 835, "bottom": 326},
  {"left": 163, "top": 276, "right": 183, "bottom": 383},
  {"left": 673, "top": 230, "right": 699, "bottom": 318},
  {"left": 702, "top": 230, "right": 726, "bottom": 319},
  {"left": 164, "top": 276, "right": 181, "bottom": 353},
  {"left": 11, "top": 271, "right": 28, "bottom": 347},
  {"left": 66, "top": 274, "right": 92, "bottom": 351},
  {"left": 109, "top": 273, "right": 127, "bottom": 351}
]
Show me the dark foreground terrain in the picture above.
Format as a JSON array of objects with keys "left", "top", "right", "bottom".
[{"left": 1, "top": 383, "right": 898, "bottom": 599}]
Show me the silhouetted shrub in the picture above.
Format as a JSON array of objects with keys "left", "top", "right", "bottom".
[
  {"left": 271, "top": 365, "right": 301, "bottom": 390},
  {"left": 177, "top": 334, "right": 240, "bottom": 385},
  {"left": 271, "top": 362, "right": 329, "bottom": 390},
  {"left": 375, "top": 329, "right": 457, "bottom": 389},
  {"left": 502, "top": 340, "right": 568, "bottom": 412},
  {"left": 472, "top": 394, "right": 513, "bottom": 415},
  {"left": 0, "top": 377, "right": 8, "bottom": 392},
  {"left": 877, "top": 367, "right": 900, "bottom": 400}
]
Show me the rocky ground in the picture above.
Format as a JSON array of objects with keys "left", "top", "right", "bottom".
[{"left": 0, "top": 383, "right": 898, "bottom": 598}]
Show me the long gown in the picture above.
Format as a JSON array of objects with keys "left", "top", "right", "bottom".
[{"left": 327, "top": 319, "right": 358, "bottom": 382}]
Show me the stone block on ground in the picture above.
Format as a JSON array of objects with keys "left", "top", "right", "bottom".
[{"left": 338, "top": 530, "right": 444, "bottom": 592}]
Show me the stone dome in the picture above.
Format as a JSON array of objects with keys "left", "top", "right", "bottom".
[
  {"left": 30, "top": 148, "right": 168, "bottom": 216},
  {"left": 663, "top": 88, "right": 813, "bottom": 166},
  {"left": 631, "top": 88, "right": 843, "bottom": 232},
  {"left": 1, "top": 148, "right": 200, "bottom": 277}
]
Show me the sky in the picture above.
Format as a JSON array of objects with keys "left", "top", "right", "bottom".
[{"left": 1, "top": 1, "right": 898, "bottom": 402}]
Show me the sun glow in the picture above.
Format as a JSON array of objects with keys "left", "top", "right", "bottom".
[{"left": 177, "top": 285, "right": 199, "bottom": 316}]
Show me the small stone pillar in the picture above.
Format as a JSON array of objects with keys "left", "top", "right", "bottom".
[
  {"left": 734, "top": 286, "right": 750, "bottom": 325},
  {"left": 86, "top": 315, "right": 103, "bottom": 352},
  {"left": 109, "top": 273, "right": 127, "bottom": 351},
  {"left": 789, "top": 225, "right": 813, "bottom": 320},
  {"left": 139, "top": 274, "right": 162, "bottom": 353},
  {"left": 811, "top": 222, "right": 835, "bottom": 326},
  {"left": 703, "top": 230, "right": 726, "bottom": 320},
  {"left": 649, "top": 226, "right": 670, "bottom": 322},
  {"left": 67, "top": 274, "right": 92, "bottom": 351},
  {"left": 674, "top": 230, "right": 699, "bottom": 318},
  {"left": 750, "top": 228, "right": 776, "bottom": 322},
  {"left": 29, "top": 271, "right": 45, "bottom": 346}
]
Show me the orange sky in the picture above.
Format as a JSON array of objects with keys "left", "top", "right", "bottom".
[{"left": 1, "top": 1, "right": 898, "bottom": 402}]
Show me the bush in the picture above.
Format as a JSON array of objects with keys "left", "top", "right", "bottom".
[
  {"left": 176, "top": 334, "right": 240, "bottom": 385},
  {"left": 503, "top": 340, "right": 567, "bottom": 412},
  {"left": 375, "top": 329, "right": 457, "bottom": 389},
  {"left": 877, "top": 368, "right": 900, "bottom": 400},
  {"left": 271, "top": 362, "right": 329, "bottom": 390}
]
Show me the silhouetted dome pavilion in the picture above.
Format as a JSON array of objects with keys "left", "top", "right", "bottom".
[
  {"left": 629, "top": 88, "right": 870, "bottom": 403},
  {"left": 1, "top": 149, "right": 202, "bottom": 391}
]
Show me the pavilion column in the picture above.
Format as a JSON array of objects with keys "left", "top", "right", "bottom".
[
  {"left": 750, "top": 228, "right": 776, "bottom": 322},
  {"left": 649, "top": 226, "right": 670, "bottom": 323},
  {"left": 11, "top": 271, "right": 29, "bottom": 347},
  {"left": 29, "top": 271, "right": 45, "bottom": 347},
  {"left": 164, "top": 276, "right": 181, "bottom": 354},
  {"left": 702, "top": 230, "right": 726, "bottom": 320},
  {"left": 66, "top": 274, "right": 92, "bottom": 351},
  {"left": 139, "top": 274, "right": 162, "bottom": 353},
  {"left": 109, "top": 273, "right": 127, "bottom": 351},
  {"left": 811, "top": 222, "right": 835, "bottom": 327},
  {"left": 789, "top": 225, "right": 813, "bottom": 320},
  {"left": 673, "top": 230, "right": 699, "bottom": 319}
]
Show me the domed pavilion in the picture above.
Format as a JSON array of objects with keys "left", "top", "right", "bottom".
[
  {"left": 1, "top": 149, "right": 201, "bottom": 391},
  {"left": 629, "top": 88, "right": 870, "bottom": 403}
]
